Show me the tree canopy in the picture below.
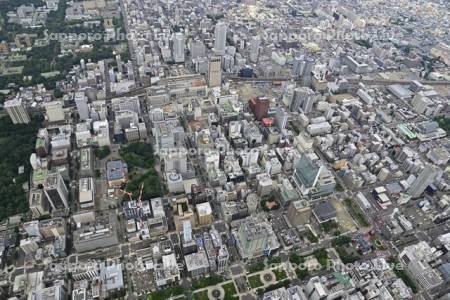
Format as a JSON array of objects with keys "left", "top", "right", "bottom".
[{"left": 0, "top": 116, "right": 42, "bottom": 220}]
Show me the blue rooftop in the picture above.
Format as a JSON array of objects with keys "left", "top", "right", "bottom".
[{"left": 106, "top": 160, "right": 128, "bottom": 181}]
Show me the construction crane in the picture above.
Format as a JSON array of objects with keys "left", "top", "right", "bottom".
[
  {"left": 137, "top": 183, "right": 145, "bottom": 228},
  {"left": 118, "top": 188, "right": 133, "bottom": 201},
  {"left": 137, "top": 182, "right": 144, "bottom": 208}
]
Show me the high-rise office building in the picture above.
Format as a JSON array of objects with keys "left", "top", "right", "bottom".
[
  {"left": 74, "top": 92, "right": 89, "bottom": 120},
  {"left": 234, "top": 215, "right": 279, "bottom": 259},
  {"left": 292, "top": 56, "right": 315, "bottom": 83},
  {"left": 208, "top": 55, "right": 222, "bottom": 87},
  {"left": 275, "top": 106, "right": 288, "bottom": 130},
  {"left": 4, "top": 98, "right": 30, "bottom": 124},
  {"left": 190, "top": 40, "right": 206, "bottom": 59},
  {"left": 29, "top": 189, "right": 49, "bottom": 218},
  {"left": 44, "top": 172, "right": 69, "bottom": 210},
  {"left": 172, "top": 33, "right": 185, "bottom": 63},
  {"left": 407, "top": 164, "right": 439, "bottom": 198},
  {"left": 214, "top": 21, "right": 227, "bottom": 54},
  {"left": 249, "top": 35, "right": 260, "bottom": 63},
  {"left": 236, "top": 217, "right": 269, "bottom": 259},
  {"left": 292, "top": 154, "right": 336, "bottom": 198},
  {"left": 289, "top": 87, "right": 315, "bottom": 113},
  {"left": 162, "top": 148, "right": 188, "bottom": 174},
  {"left": 116, "top": 54, "right": 123, "bottom": 73},
  {"left": 301, "top": 93, "right": 315, "bottom": 113},
  {"left": 248, "top": 96, "right": 269, "bottom": 121},
  {"left": 292, "top": 56, "right": 304, "bottom": 76},
  {"left": 301, "top": 57, "right": 315, "bottom": 86}
]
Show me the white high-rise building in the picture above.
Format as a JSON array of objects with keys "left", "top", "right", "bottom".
[
  {"left": 208, "top": 56, "right": 222, "bottom": 87},
  {"left": 29, "top": 189, "right": 49, "bottom": 218},
  {"left": 214, "top": 21, "right": 227, "bottom": 54},
  {"left": 275, "top": 106, "right": 288, "bottom": 130},
  {"left": 163, "top": 149, "right": 188, "bottom": 174},
  {"left": 249, "top": 35, "right": 260, "bottom": 63},
  {"left": 116, "top": 54, "right": 123, "bottom": 73},
  {"left": 4, "top": 98, "right": 30, "bottom": 124},
  {"left": 292, "top": 56, "right": 304, "bottom": 76},
  {"left": 300, "top": 57, "right": 315, "bottom": 86},
  {"left": 407, "top": 164, "right": 439, "bottom": 198},
  {"left": 292, "top": 154, "right": 336, "bottom": 198},
  {"left": 173, "top": 33, "right": 185, "bottom": 63},
  {"left": 74, "top": 92, "right": 89, "bottom": 120},
  {"left": 290, "top": 87, "right": 316, "bottom": 113},
  {"left": 302, "top": 93, "right": 316, "bottom": 113}
]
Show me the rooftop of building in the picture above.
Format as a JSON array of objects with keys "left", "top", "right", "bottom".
[{"left": 106, "top": 160, "right": 128, "bottom": 181}]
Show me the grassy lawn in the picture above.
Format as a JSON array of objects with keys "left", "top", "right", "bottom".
[
  {"left": 94, "top": 145, "right": 111, "bottom": 159},
  {"left": 332, "top": 235, "right": 352, "bottom": 247},
  {"left": 248, "top": 261, "right": 265, "bottom": 273},
  {"left": 305, "top": 227, "right": 319, "bottom": 243},
  {"left": 192, "top": 290, "right": 209, "bottom": 300},
  {"left": 263, "top": 279, "right": 291, "bottom": 293},
  {"left": 147, "top": 286, "right": 184, "bottom": 300},
  {"left": 313, "top": 248, "right": 329, "bottom": 267},
  {"left": 335, "top": 245, "right": 360, "bottom": 264},
  {"left": 248, "top": 274, "right": 264, "bottom": 289},
  {"left": 222, "top": 282, "right": 238, "bottom": 300},
  {"left": 290, "top": 253, "right": 305, "bottom": 265},
  {"left": 343, "top": 198, "right": 369, "bottom": 227},
  {"left": 321, "top": 220, "right": 339, "bottom": 233},
  {"left": 295, "top": 267, "right": 310, "bottom": 279},
  {"left": 273, "top": 269, "right": 287, "bottom": 281},
  {"left": 191, "top": 275, "right": 223, "bottom": 290}
]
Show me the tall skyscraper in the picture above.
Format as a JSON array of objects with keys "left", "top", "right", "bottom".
[
  {"left": 236, "top": 217, "right": 269, "bottom": 259},
  {"left": 407, "top": 164, "right": 439, "bottom": 198},
  {"left": 248, "top": 96, "right": 269, "bottom": 121},
  {"left": 74, "top": 92, "right": 89, "bottom": 121},
  {"left": 249, "top": 35, "right": 260, "bottom": 63},
  {"left": 116, "top": 54, "right": 123, "bottom": 73},
  {"left": 4, "top": 98, "right": 30, "bottom": 124},
  {"left": 172, "top": 33, "right": 185, "bottom": 63},
  {"left": 190, "top": 40, "right": 206, "bottom": 59},
  {"left": 44, "top": 172, "right": 69, "bottom": 210},
  {"left": 301, "top": 58, "right": 315, "bottom": 86},
  {"left": 289, "top": 87, "right": 315, "bottom": 113},
  {"left": 292, "top": 56, "right": 304, "bottom": 76},
  {"left": 275, "top": 106, "right": 288, "bottom": 130},
  {"left": 292, "top": 154, "right": 336, "bottom": 198},
  {"left": 214, "top": 21, "right": 227, "bottom": 54},
  {"left": 208, "top": 55, "right": 222, "bottom": 87},
  {"left": 301, "top": 93, "right": 316, "bottom": 113}
]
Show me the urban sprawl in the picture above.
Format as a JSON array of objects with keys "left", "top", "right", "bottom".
[{"left": 0, "top": 0, "right": 450, "bottom": 300}]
